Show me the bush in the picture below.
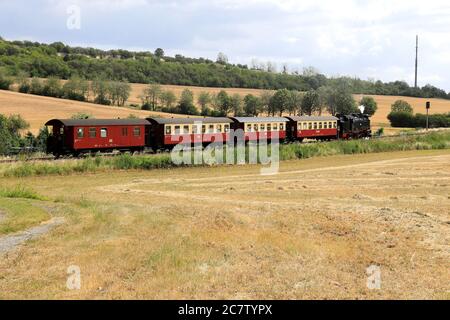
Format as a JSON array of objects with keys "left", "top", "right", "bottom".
[
  {"left": 94, "top": 95, "right": 111, "bottom": 105},
  {"left": 387, "top": 111, "right": 415, "bottom": 127},
  {"left": 388, "top": 111, "right": 450, "bottom": 128},
  {"left": 0, "top": 74, "right": 12, "bottom": 90},
  {"left": 359, "top": 96, "right": 378, "bottom": 116},
  {"left": 391, "top": 100, "right": 413, "bottom": 114},
  {"left": 141, "top": 102, "right": 152, "bottom": 110}
]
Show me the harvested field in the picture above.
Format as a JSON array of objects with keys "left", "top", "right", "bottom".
[
  {"left": 0, "top": 149, "right": 448, "bottom": 299},
  {"left": 0, "top": 89, "right": 184, "bottom": 135},
  {"left": 1, "top": 83, "right": 450, "bottom": 134}
]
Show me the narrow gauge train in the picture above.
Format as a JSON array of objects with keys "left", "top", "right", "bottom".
[{"left": 45, "top": 113, "right": 371, "bottom": 157}]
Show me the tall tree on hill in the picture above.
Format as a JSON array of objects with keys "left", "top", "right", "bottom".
[
  {"left": 178, "top": 89, "right": 197, "bottom": 115},
  {"left": 92, "top": 78, "right": 111, "bottom": 105},
  {"left": 108, "top": 81, "right": 131, "bottom": 106},
  {"left": 62, "top": 76, "right": 89, "bottom": 101},
  {"left": 319, "top": 84, "right": 357, "bottom": 115},
  {"left": 230, "top": 93, "right": 243, "bottom": 116},
  {"left": 213, "top": 90, "right": 231, "bottom": 116},
  {"left": 301, "top": 90, "right": 320, "bottom": 116},
  {"left": 391, "top": 100, "right": 413, "bottom": 114},
  {"left": 159, "top": 90, "right": 176, "bottom": 109},
  {"left": 154, "top": 48, "right": 165, "bottom": 58},
  {"left": 197, "top": 91, "right": 212, "bottom": 115},
  {"left": 269, "top": 89, "right": 290, "bottom": 116},
  {"left": 286, "top": 90, "right": 303, "bottom": 115},
  {"left": 359, "top": 96, "right": 378, "bottom": 116},
  {"left": 243, "top": 94, "right": 261, "bottom": 117},
  {"left": 216, "top": 52, "right": 228, "bottom": 65},
  {"left": 42, "top": 77, "right": 62, "bottom": 98},
  {"left": 259, "top": 91, "right": 274, "bottom": 116},
  {"left": 141, "top": 84, "right": 162, "bottom": 110}
]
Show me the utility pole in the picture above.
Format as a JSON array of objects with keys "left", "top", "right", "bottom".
[{"left": 415, "top": 35, "right": 419, "bottom": 88}]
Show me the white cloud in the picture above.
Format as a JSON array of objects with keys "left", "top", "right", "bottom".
[{"left": 1, "top": 0, "right": 450, "bottom": 90}]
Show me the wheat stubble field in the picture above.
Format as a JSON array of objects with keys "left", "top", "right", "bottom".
[
  {"left": 1, "top": 85, "right": 449, "bottom": 134},
  {"left": 0, "top": 149, "right": 449, "bottom": 299}
]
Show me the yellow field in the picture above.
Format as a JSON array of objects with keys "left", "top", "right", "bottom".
[
  {"left": 354, "top": 94, "right": 450, "bottom": 126},
  {"left": 0, "top": 89, "right": 185, "bottom": 135},
  {"left": 0, "top": 149, "right": 449, "bottom": 299},
  {"left": 1, "top": 84, "right": 449, "bottom": 135}
]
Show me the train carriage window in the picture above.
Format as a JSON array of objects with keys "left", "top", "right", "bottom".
[
  {"left": 224, "top": 124, "right": 230, "bottom": 133},
  {"left": 280, "top": 123, "right": 284, "bottom": 130},
  {"left": 247, "top": 124, "right": 252, "bottom": 132},
  {"left": 60, "top": 127, "right": 64, "bottom": 135},
  {"left": 183, "top": 125, "right": 189, "bottom": 134},
  {"left": 333, "top": 122, "right": 337, "bottom": 128},
  {"left": 202, "top": 125, "right": 206, "bottom": 134},
  {"left": 273, "top": 123, "right": 278, "bottom": 131},
  {"left": 77, "top": 128, "right": 84, "bottom": 138},
  {"left": 100, "top": 128, "right": 108, "bottom": 138},
  {"left": 192, "top": 125, "right": 199, "bottom": 134},
  {"left": 303, "top": 122, "right": 308, "bottom": 130},
  {"left": 133, "top": 127, "right": 141, "bottom": 136},
  {"left": 208, "top": 124, "right": 214, "bottom": 133},
  {"left": 308, "top": 122, "right": 312, "bottom": 130},
  {"left": 260, "top": 124, "right": 266, "bottom": 131},
  {"left": 216, "top": 124, "right": 222, "bottom": 133},
  {"left": 253, "top": 124, "right": 259, "bottom": 132},
  {"left": 267, "top": 124, "right": 272, "bottom": 131},
  {"left": 324, "top": 122, "right": 328, "bottom": 129},
  {"left": 314, "top": 122, "right": 318, "bottom": 129},
  {"left": 122, "top": 127, "right": 128, "bottom": 136},
  {"left": 174, "top": 126, "right": 181, "bottom": 134},
  {"left": 89, "top": 127, "right": 96, "bottom": 138},
  {"left": 165, "top": 126, "right": 171, "bottom": 135},
  {"left": 328, "top": 122, "right": 332, "bottom": 129},
  {"left": 319, "top": 122, "right": 323, "bottom": 129}
]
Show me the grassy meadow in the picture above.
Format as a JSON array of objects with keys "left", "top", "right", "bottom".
[{"left": 0, "top": 149, "right": 449, "bottom": 299}]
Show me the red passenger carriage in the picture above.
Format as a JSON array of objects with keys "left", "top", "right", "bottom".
[
  {"left": 229, "top": 117, "right": 288, "bottom": 142},
  {"left": 286, "top": 116, "right": 339, "bottom": 142},
  {"left": 146, "top": 117, "right": 233, "bottom": 149},
  {"left": 45, "top": 119, "right": 149, "bottom": 157}
]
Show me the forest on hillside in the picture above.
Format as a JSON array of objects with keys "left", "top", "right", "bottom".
[{"left": 0, "top": 38, "right": 449, "bottom": 100}]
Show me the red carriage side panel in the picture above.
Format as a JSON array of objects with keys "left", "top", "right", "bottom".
[{"left": 45, "top": 119, "right": 149, "bottom": 155}]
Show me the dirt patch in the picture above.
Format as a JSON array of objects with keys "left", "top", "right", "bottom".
[{"left": 0, "top": 217, "right": 64, "bottom": 255}]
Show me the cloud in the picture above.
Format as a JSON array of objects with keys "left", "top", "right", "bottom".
[{"left": 0, "top": 0, "right": 449, "bottom": 90}]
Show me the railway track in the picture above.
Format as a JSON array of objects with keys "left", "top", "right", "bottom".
[{"left": 0, "top": 130, "right": 444, "bottom": 164}]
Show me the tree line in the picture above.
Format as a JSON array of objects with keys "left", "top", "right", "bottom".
[
  {"left": 138, "top": 83, "right": 378, "bottom": 117},
  {"left": 387, "top": 100, "right": 450, "bottom": 128},
  {"left": 1, "top": 38, "right": 449, "bottom": 99},
  {"left": 12, "top": 75, "right": 131, "bottom": 107},
  {"left": 3, "top": 68, "right": 379, "bottom": 117}
]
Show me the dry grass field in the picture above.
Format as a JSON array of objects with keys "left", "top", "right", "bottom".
[
  {"left": 0, "top": 149, "right": 449, "bottom": 299},
  {"left": 0, "top": 90, "right": 185, "bottom": 135},
  {"left": 1, "top": 84, "right": 450, "bottom": 135},
  {"left": 354, "top": 94, "right": 450, "bottom": 126}
]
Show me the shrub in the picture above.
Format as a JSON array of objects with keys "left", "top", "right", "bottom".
[
  {"left": 387, "top": 111, "right": 415, "bottom": 127},
  {"left": 391, "top": 100, "right": 413, "bottom": 114},
  {"left": 0, "top": 185, "right": 44, "bottom": 200},
  {"left": 0, "top": 74, "right": 12, "bottom": 90}
]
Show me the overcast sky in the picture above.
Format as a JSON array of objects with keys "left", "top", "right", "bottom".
[{"left": 1, "top": 0, "right": 450, "bottom": 91}]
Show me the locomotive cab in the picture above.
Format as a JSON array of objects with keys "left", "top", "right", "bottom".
[{"left": 337, "top": 113, "right": 372, "bottom": 139}]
